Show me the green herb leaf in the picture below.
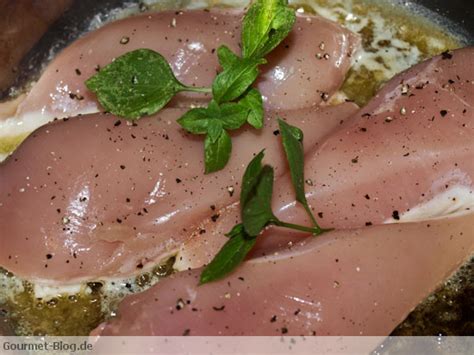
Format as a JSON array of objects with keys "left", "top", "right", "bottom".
[
  {"left": 179, "top": 101, "right": 248, "bottom": 174},
  {"left": 178, "top": 102, "right": 248, "bottom": 136},
  {"left": 205, "top": 130, "right": 232, "bottom": 174},
  {"left": 200, "top": 227, "right": 256, "bottom": 284},
  {"left": 240, "top": 150, "right": 266, "bottom": 206},
  {"left": 278, "top": 119, "right": 321, "bottom": 231},
  {"left": 225, "top": 223, "right": 245, "bottom": 238},
  {"left": 85, "top": 49, "right": 187, "bottom": 119},
  {"left": 85, "top": 0, "right": 296, "bottom": 175},
  {"left": 241, "top": 0, "right": 296, "bottom": 59},
  {"left": 211, "top": 102, "right": 248, "bottom": 130},
  {"left": 212, "top": 57, "right": 266, "bottom": 104},
  {"left": 207, "top": 120, "right": 224, "bottom": 143},
  {"left": 177, "top": 108, "right": 212, "bottom": 135},
  {"left": 239, "top": 88, "right": 264, "bottom": 129},
  {"left": 242, "top": 165, "right": 276, "bottom": 236},
  {"left": 217, "top": 45, "right": 240, "bottom": 70},
  {"left": 200, "top": 139, "right": 330, "bottom": 285}
]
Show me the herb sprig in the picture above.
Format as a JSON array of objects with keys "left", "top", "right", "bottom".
[
  {"left": 86, "top": 0, "right": 296, "bottom": 173},
  {"left": 200, "top": 119, "right": 328, "bottom": 285}
]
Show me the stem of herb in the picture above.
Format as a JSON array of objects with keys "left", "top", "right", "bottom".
[
  {"left": 273, "top": 220, "right": 322, "bottom": 235},
  {"left": 183, "top": 86, "right": 213, "bottom": 93},
  {"left": 303, "top": 203, "right": 322, "bottom": 231}
]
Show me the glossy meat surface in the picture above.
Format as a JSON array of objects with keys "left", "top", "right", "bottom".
[
  {"left": 97, "top": 213, "right": 474, "bottom": 336},
  {"left": 274, "top": 46, "right": 474, "bottom": 230},
  {"left": 98, "top": 48, "right": 474, "bottom": 337},
  {"left": 177, "top": 47, "right": 474, "bottom": 268},
  {"left": 0, "top": 104, "right": 357, "bottom": 282},
  {"left": 12, "top": 10, "right": 358, "bottom": 122}
]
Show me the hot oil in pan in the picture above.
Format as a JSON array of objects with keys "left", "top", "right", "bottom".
[
  {"left": 293, "top": 0, "right": 463, "bottom": 106},
  {"left": 0, "top": 0, "right": 471, "bottom": 336},
  {"left": 0, "top": 259, "right": 175, "bottom": 336}
]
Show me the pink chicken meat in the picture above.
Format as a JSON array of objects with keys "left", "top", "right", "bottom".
[
  {"left": 1, "top": 44, "right": 472, "bottom": 284},
  {"left": 8, "top": 9, "right": 358, "bottom": 124},
  {"left": 292, "top": 47, "right": 474, "bottom": 230},
  {"left": 178, "top": 47, "right": 474, "bottom": 268},
  {"left": 95, "top": 49, "right": 474, "bottom": 336},
  {"left": 0, "top": 104, "right": 357, "bottom": 282},
  {"left": 96, "top": 213, "right": 474, "bottom": 336}
]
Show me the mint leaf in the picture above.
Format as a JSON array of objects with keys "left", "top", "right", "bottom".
[
  {"left": 212, "top": 57, "right": 266, "bottom": 104},
  {"left": 200, "top": 142, "right": 329, "bottom": 285},
  {"left": 207, "top": 120, "right": 224, "bottom": 143},
  {"left": 86, "top": 49, "right": 187, "bottom": 119},
  {"left": 177, "top": 108, "right": 212, "bottom": 135},
  {"left": 200, "top": 227, "right": 256, "bottom": 284},
  {"left": 237, "top": 151, "right": 277, "bottom": 237},
  {"left": 241, "top": 0, "right": 296, "bottom": 59},
  {"left": 225, "top": 223, "right": 245, "bottom": 238},
  {"left": 208, "top": 101, "right": 248, "bottom": 130},
  {"left": 85, "top": 0, "right": 296, "bottom": 177},
  {"left": 218, "top": 103, "right": 249, "bottom": 130},
  {"left": 278, "top": 119, "right": 305, "bottom": 202},
  {"left": 239, "top": 89, "right": 264, "bottom": 129},
  {"left": 205, "top": 130, "right": 232, "bottom": 174},
  {"left": 179, "top": 102, "right": 248, "bottom": 135},
  {"left": 179, "top": 101, "right": 248, "bottom": 174},
  {"left": 242, "top": 165, "right": 276, "bottom": 236},
  {"left": 217, "top": 45, "right": 240, "bottom": 70},
  {"left": 278, "top": 119, "right": 322, "bottom": 231},
  {"left": 240, "top": 150, "right": 266, "bottom": 207}
]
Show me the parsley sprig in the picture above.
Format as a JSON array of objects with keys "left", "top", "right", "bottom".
[
  {"left": 85, "top": 0, "right": 296, "bottom": 173},
  {"left": 200, "top": 120, "right": 329, "bottom": 285}
]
